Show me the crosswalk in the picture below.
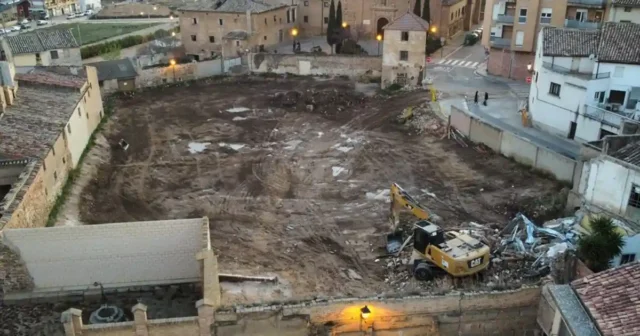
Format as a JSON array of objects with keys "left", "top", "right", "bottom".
[{"left": 436, "top": 59, "right": 481, "bottom": 68}]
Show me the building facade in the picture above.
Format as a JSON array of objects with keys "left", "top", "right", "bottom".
[
  {"left": 381, "top": 12, "right": 429, "bottom": 88},
  {"left": 179, "top": 0, "right": 296, "bottom": 61},
  {"left": 1, "top": 29, "right": 81, "bottom": 67},
  {"left": 482, "top": 0, "right": 610, "bottom": 81},
  {"left": 528, "top": 23, "right": 640, "bottom": 142},
  {"left": 608, "top": 0, "right": 640, "bottom": 23},
  {"left": 45, "top": 0, "right": 78, "bottom": 16}
]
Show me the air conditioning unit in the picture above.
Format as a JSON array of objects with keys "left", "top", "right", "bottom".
[{"left": 611, "top": 103, "right": 622, "bottom": 112}]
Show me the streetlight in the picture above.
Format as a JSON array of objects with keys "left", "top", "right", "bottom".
[
  {"left": 430, "top": 26, "right": 437, "bottom": 34},
  {"left": 169, "top": 59, "right": 176, "bottom": 82},
  {"left": 341, "top": 22, "right": 348, "bottom": 28},
  {"left": 526, "top": 63, "right": 533, "bottom": 72},
  {"left": 171, "top": 31, "right": 176, "bottom": 37},
  {"left": 376, "top": 34, "right": 382, "bottom": 56},
  {"left": 291, "top": 28, "right": 298, "bottom": 37},
  {"left": 169, "top": 15, "right": 174, "bottom": 20}
]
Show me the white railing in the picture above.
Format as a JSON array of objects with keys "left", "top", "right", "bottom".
[{"left": 584, "top": 104, "right": 638, "bottom": 129}]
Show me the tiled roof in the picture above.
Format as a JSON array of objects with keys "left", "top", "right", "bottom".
[
  {"left": 5, "top": 29, "right": 79, "bottom": 55},
  {"left": 383, "top": 12, "right": 429, "bottom": 32},
  {"left": 179, "top": 0, "right": 286, "bottom": 13},
  {"left": 612, "top": 0, "right": 640, "bottom": 7},
  {"left": 0, "top": 84, "right": 82, "bottom": 160},
  {"left": 609, "top": 141, "right": 640, "bottom": 166},
  {"left": 542, "top": 27, "right": 600, "bottom": 57},
  {"left": 86, "top": 58, "right": 138, "bottom": 81},
  {"left": 572, "top": 262, "right": 640, "bottom": 336},
  {"left": 15, "top": 66, "right": 86, "bottom": 88},
  {"left": 597, "top": 22, "right": 640, "bottom": 64}
]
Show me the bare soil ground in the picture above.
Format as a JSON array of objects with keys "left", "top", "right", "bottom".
[{"left": 71, "top": 77, "right": 564, "bottom": 303}]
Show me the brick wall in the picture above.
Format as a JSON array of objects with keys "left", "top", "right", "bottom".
[
  {"left": 487, "top": 49, "right": 534, "bottom": 81},
  {"left": 250, "top": 53, "right": 382, "bottom": 78}
]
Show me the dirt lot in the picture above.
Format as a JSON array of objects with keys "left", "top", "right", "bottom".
[{"left": 62, "top": 77, "right": 564, "bottom": 302}]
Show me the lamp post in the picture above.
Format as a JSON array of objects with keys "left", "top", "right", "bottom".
[
  {"left": 291, "top": 28, "right": 298, "bottom": 52},
  {"left": 376, "top": 34, "right": 382, "bottom": 56},
  {"left": 170, "top": 59, "right": 176, "bottom": 82}
]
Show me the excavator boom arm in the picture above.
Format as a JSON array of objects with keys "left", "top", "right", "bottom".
[{"left": 389, "top": 183, "right": 430, "bottom": 231}]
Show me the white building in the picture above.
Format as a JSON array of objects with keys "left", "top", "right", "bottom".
[
  {"left": 608, "top": 0, "right": 640, "bottom": 24},
  {"left": 528, "top": 23, "right": 640, "bottom": 143},
  {"left": 78, "top": 0, "right": 101, "bottom": 12},
  {"left": 570, "top": 135, "right": 640, "bottom": 266}
]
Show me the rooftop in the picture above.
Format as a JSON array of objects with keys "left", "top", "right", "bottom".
[
  {"left": 609, "top": 141, "right": 640, "bottom": 166},
  {"left": 383, "top": 11, "right": 430, "bottom": 32},
  {"left": 572, "top": 261, "right": 640, "bottom": 336},
  {"left": 547, "top": 285, "right": 599, "bottom": 336},
  {"left": 612, "top": 0, "right": 640, "bottom": 7},
  {"left": 0, "top": 83, "right": 82, "bottom": 160},
  {"left": 179, "top": 0, "right": 286, "bottom": 13},
  {"left": 86, "top": 58, "right": 138, "bottom": 81},
  {"left": 542, "top": 27, "right": 600, "bottom": 57},
  {"left": 598, "top": 22, "right": 640, "bottom": 64},
  {"left": 15, "top": 66, "right": 86, "bottom": 88},
  {"left": 4, "top": 29, "right": 79, "bottom": 55}
]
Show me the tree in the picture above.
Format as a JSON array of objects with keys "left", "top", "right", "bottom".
[
  {"left": 335, "top": 1, "right": 343, "bottom": 53},
  {"left": 577, "top": 216, "right": 625, "bottom": 272},
  {"left": 413, "top": 0, "right": 421, "bottom": 17},
  {"left": 422, "top": 0, "right": 431, "bottom": 23},
  {"left": 336, "top": 1, "right": 343, "bottom": 30},
  {"left": 327, "top": 0, "right": 336, "bottom": 52}
]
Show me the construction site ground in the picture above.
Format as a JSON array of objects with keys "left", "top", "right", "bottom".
[{"left": 56, "top": 76, "right": 566, "bottom": 304}]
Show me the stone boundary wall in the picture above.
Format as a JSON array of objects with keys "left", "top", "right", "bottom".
[{"left": 249, "top": 53, "right": 382, "bottom": 78}]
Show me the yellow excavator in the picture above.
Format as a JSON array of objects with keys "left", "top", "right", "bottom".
[{"left": 387, "top": 183, "right": 491, "bottom": 281}]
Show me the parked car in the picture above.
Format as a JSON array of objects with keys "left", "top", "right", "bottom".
[
  {"left": 10, "top": 25, "right": 20, "bottom": 32},
  {"left": 473, "top": 28, "right": 483, "bottom": 38},
  {"left": 36, "top": 20, "right": 49, "bottom": 26},
  {"left": 67, "top": 13, "right": 77, "bottom": 19},
  {"left": 84, "top": 9, "right": 94, "bottom": 16},
  {"left": 20, "top": 22, "right": 31, "bottom": 29},
  {"left": 19, "top": 18, "right": 29, "bottom": 25}
]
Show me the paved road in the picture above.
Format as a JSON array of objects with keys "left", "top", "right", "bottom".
[{"left": 427, "top": 40, "right": 581, "bottom": 159}]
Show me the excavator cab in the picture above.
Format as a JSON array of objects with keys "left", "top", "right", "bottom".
[{"left": 413, "top": 221, "right": 445, "bottom": 252}]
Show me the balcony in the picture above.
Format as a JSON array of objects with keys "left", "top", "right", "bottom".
[
  {"left": 490, "top": 36, "right": 511, "bottom": 49},
  {"left": 542, "top": 62, "right": 610, "bottom": 80},
  {"left": 495, "top": 14, "right": 514, "bottom": 24},
  {"left": 565, "top": 19, "right": 602, "bottom": 29},
  {"left": 567, "top": 0, "right": 606, "bottom": 8},
  {"left": 584, "top": 105, "right": 639, "bottom": 129}
]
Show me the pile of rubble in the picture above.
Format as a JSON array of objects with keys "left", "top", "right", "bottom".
[{"left": 397, "top": 104, "right": 445, "bottom": 136}]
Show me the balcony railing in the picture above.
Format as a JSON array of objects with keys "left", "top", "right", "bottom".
[
  {"left": 565, "top": 19, "right": 602, "bottom": 29},
  {"left": 496, "top": 14, "right": 514, "bottom": 24},
  {"left": 567, "top": 0, "right": 606, "bottom": 7},
  {"left": 540, "top": 17, "right": 552, "bottom": 24},
  {"left": 490, "top": 37, "right": 511, "bottom": 48},
  {"left": 584, "top": 105, "right": 638, "bottom": 128},
  {"left": 542, "top": 62, "right": 610, "bottom": 80}
]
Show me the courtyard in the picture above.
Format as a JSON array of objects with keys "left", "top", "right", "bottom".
[{"left": 56, "top": 76, "right": 564, "bottom": 302}]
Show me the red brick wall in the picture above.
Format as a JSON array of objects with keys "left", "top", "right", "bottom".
[{"left": 487, "top": 49, "right": 535, "bottom": 81}]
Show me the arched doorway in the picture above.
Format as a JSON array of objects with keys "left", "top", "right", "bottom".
[{"left": 377, "top": 17, "right": 389, "bottom": 37}]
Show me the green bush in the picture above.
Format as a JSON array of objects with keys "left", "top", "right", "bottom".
[
  {"left": 425, "top": 36, "right": 442, "bottom": 55},
  {"left": 80, "top": 29, "right": 175, "bottom": 59}
]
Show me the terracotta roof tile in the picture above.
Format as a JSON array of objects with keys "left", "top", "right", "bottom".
[
  {"left": 5, "top": 29, "right": 79, "bottom": 55},
  {"left": 179, "top": 0, "right": 286, "bottom": 13},
  {"left": 383, "top": 12, "right": 429, "bottom": 32},
  {"left": 612, "top": 0, "right": 640, "bottom": 7},
  {"left": 542, "top": 27, "right": 600, "bottom": 57},
  {"left": 572, "top": 262, "right": 640, "bottom": 336},
  {"left": 597, "top": 22, "right": 640, "bottom": 64}
]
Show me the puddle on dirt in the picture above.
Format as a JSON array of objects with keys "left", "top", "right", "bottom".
[
  {"left": 188, "top": 142, "right": 211, "bottom": 154},
  {"left": 219, "top": 143, "right": 246, "bottom": 151},
  {"left": 226, "top": 107, "right": 251, "bottom": 113}
]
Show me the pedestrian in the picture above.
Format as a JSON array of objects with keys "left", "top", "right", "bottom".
[
  {"left": 474, "top": 91, "right": 479, "bottom": 104},
  {"left": 483, "top": 92, "right": 488, "bottom": 106},
  {"left": 296, "top": 41, "right": 301, "bottom": 52}
]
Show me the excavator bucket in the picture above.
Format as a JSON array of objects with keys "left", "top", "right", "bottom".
[{"left": 386, "top": 231, "right": 404, "bottom": 254}]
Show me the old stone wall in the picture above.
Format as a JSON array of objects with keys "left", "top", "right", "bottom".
[
  {"left": 0, "top": 238, "right": 34, "bottom": 294},
  {"left": 97, "top": 3, "right": 172, "bottom": 18},
  {"left": 250, "top": 53, "right": 381, "bottom": 78},
  {"left": 0, "top": 163, "right": 50, "bottom": 230}
]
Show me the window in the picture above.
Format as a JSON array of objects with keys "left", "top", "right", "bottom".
[
  {"left": 304, "top": 15, "right": 309, "bottom": 23},
  {"left": 292, "top": 9, "right": 296, "bottom": 22},
  {"left": 264, "top": 35, "right": 267, "bottom": 40},
  {"left": 594, "top": 91, "right": 605, "bottom": 103},
  {"left": 274, "top": 15, "right": 277, "bottom": 22},
  {"left": 549, "top": 82, "right": 561, "bottom": 96},
  {"left": 86, "top": 112, "right": 89, "bottom": 119},
  {"left": 265, "top": 18, "right": 267, "bottom": 25},
  {"left": 400, "top": 50, "right": 408, "bottom": 61},
  {"left": 50, "top": 50, "right": 59, "bottom": 59},
  {"left": 462, "top": 7, "right": 465, "bottom": 15},
  {"left": 51, "top": 146, "right": 56, "bottom": 156},
  {"left": 628, "top": 184, "right": 640, "bottom": 209},
  {"left": 540, "top": 8, "right": 552, "bottom": 24},
  {"left": 62, "top": 156, "right": 66, "bottom": 164},
  {"left": 324, "top": 1, "right": 329, "bottom": 7},
  {"left": 67, "top": 124, "right": 71, "bottom": 133},
  {"left": 219, "top": 19, "right": 223, "bottom": 25},
  {"left": 621, "top": 20, "right": 632, "bottom": 23},
  {"left": 192, "top": 18, "right": 197, "bottom": 24},
  {"left": 287, "top": 10, "right": 291, "bottom": 23},
  {"left": 77, "top": 107, "right": 81, "bottom": 117},
  {"left": 401, "top": 31, "right": 409, "bottom": 41},
  {"left": 236, "top": 40, "right": 240, "bottom": 46},
  {"left": 624, "top": 7, "right": 632, "bottom": 12},
  {"left": 304, "top": 0, "right": 309, "bottom": 5},
  {"left": 451, "top": 13, "right": 453, "bottom": 20},
  {"left": 621, "top": 254, "right": 636, "bottom": 264},
  {"left": 515, "top": 31, "right": 524, "bottom": 46},
  {"left": 614, "top": 66, "right": 625, "bottom": 78},
  {"left": 54, "top": 171, "right": 57, "bottom": 180},
  {"left": 518, "top": 8, "right": 527, "bottom": 23},
  {"left": 43, "top": 161, "right": 46, "bottom": 171},
  {"left": 209, "top": 36, "right": 215, "bottom": 43},
  {"left": 191, "top": 35, "right": 197, "bottom": 41},
  {"left": 324, "top": 17, "right": 329, "bottom": 24}
]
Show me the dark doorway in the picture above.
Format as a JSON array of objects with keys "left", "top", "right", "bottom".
[
  {"left": 600, "top": 128, "right": 615, "bottom": 139},
  {"left": 377, "top": 17, "right": 389, "bottom": 37},
  {"left": 568, "top": 122, "right": 577, "bottom": 139}
]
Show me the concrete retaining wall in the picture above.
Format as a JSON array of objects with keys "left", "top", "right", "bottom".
[
  {"left": 2, "top": 218, "right": 208, "bottom": 292},
  {"left": 138, "top": 58, "right": 238, "bottom": 88},
  {"left": 450, "top": 106, "right": 577, "bottom": 184},
  {"left": 250, "top": 53, "right": 382, "bottom": 78}
]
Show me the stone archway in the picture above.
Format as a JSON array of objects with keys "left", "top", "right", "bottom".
[{"left": 377, "top": 17, "right": 389, "bottom": 37}]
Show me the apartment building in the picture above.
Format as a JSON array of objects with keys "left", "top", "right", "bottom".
[
  {"left": 608, "top": 0, "right": 640, "bottom": 23},
  {"left": 45, "top": 0, "right": 79, "bottom": 16},
  {"left": 179, "top": 0, "right": 296, "bottom": 60},
  {"left": 482, "top": 0, "right": 609, "bottom": 80}
]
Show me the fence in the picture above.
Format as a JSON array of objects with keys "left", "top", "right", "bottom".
[{"left": 450, "top": 106, "right": 577, "bottom": 183}]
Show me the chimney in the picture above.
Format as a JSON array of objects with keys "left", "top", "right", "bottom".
[{"left": 246, "top": 10, "right": 252, "bottom": 35}]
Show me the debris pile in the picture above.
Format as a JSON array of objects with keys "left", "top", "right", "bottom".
[
  {"left": 397, "top": 103, "right": 444, "bottom": 136},
  {"left": 271, "top": 89, "right": 366, "bottom": 118}
]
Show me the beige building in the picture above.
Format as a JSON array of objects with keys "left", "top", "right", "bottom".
[
  {"left": 482, "top": 0, "right": 610, "bottom": 80},
  {"left": 45, "top": 0, "right": 79, "bottom": 17},
  {"left": 179, "top": 0, "right": 297, "bottom": 61},
  {"left": 608, "top": 0, "right": 640, "bottom": 23},
  {"left": 0, "top": 64, "right": 104, "bottom": 230},
  {"left": 381, "top": 12, "right": 429, "bottom": 88},
  {"left": 1, "top": 29, "right": 82, "bottom": 67}
]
